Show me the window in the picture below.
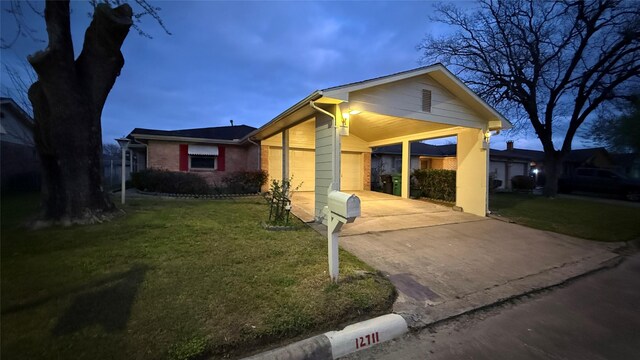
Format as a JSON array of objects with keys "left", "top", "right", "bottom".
[
  {"left": 187, "top": 144, "right": 219, "bottom": 170},
  {"left": 190, "top": 155, "right": 217, "bottom": 170}
]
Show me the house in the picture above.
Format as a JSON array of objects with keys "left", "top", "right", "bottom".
[
  {"left": 0, "top": 97, "right": 40, "bottom": 192},
  {"left": 251, "top": 64, "right": 510, "bottom": 218},
  {"left": 125, "top": 124, "right": 258, "bottom": 185},
  {"left": 489, "top": 140, "right": 544, "bottom": 189},
  {"left": 370, "top": 142, "right": 457, "bottom": 189},
  {"left": 489, "top": 141, "right": 639, "bottom": 189}
]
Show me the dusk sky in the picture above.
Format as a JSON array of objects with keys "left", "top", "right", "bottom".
[{"left": 1, "top": 1, "right": 597, "bottom": 150}]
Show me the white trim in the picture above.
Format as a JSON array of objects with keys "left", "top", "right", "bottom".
[{"left": 188, "top": 144, "right": 218, "bottom": 156}]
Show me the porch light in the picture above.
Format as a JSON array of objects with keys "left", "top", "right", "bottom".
[
  {"left": 116, "top": 137, "right": 130, "bottom": 205},
  {"left": 483, "top": 130, "right": 492, "bottom": 144}
]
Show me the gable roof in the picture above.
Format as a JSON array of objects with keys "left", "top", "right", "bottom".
[
  {"left": 250, "top": 64, "right": 511, "bottom": 141},
  {"left": 0, "top": 97, "right": 34, "bottom": 128},
  {"left": 321, "top": 63, "right": 511, "bottom": 130},
  {"left": 130, "top": 125, "right": 256, "bottom": 143},
  {"left": 373, "top": 143, "right": 457, "bottom": 157}
]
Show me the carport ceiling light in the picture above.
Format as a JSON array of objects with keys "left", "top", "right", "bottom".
[{"left": 348, "top": 110, "right": 361, "bottom": 115}]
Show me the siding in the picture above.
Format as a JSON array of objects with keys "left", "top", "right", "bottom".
[{"left": 349, "top": 74, "right": 485, "bottom": 127}]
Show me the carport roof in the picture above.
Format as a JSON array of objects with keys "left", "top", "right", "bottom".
[{"left": 248, "top": 64, "right": 511, "bottom": 141}]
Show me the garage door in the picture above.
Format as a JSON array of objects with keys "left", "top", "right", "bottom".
[
  {"left": 267, "top": 147, "right": 315, "bottom": 192},
  {"left": 341, "top": 152, "right": 363, "bottom": 190}
]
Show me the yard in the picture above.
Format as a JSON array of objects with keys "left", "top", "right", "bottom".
[
  {"left": 0, "top": 194, "right": 395, "bottom": 360},
  {"left": 490, "top": 193, "right": 640, "bottom": 242}
]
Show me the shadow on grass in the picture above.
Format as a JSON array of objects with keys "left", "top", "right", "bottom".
[
  {"left": 51, "top": 264, "right": 149, "bottom": 335},
  {"left": 1, "top": 264, "right": 149, "bottom": 335}
]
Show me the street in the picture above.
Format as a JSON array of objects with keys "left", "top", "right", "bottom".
[{"left": 345, "top": 253, "right": 640, "bottom": 360}]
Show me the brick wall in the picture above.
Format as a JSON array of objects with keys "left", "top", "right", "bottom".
[
  {"left": 148, "top": 140, "right": 180, "bottom": 171},
  {"left": 443, "top": 156, "right": 458, "bottom": 170},
  {"left": 146, "top": 140, "right": 256, "bottom": 185}
]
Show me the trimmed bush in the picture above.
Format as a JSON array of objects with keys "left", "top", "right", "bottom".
[
  {"left": 511, "top": 175, "right": 536, "bottom": 191},
  {"left": 412, "top": 169, "right": 456, "bottom": 202},
  {"left": 222, "top": 170, "right": 269, "bottom": 194},
  {"left": 131, "top": 169, "right": 210, "bottom": 194}
]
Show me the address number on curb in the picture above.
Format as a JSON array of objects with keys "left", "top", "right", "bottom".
[{"left": 355, "top": 332, "right": 380, "bottom": 349}]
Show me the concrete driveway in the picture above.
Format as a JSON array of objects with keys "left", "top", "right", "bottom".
[
  {"left": 339, "top": 219, "right": 621, "bottom": 327},
  {"left": 290, "top": 190, "right": 621, "bottom": 327},
  {"left": 291, "top": 191, "right": 483, "bottom": 235}
]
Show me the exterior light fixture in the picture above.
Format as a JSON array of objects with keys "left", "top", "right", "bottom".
[
  {"left": 483, "top": 130, "right": 492, "bottom": 144},
  {"left": 348, "top": 110, "right": 361, "bottom": 115},
  {"left": 116, "top": 137, "right": 131, "bottom": 205}
]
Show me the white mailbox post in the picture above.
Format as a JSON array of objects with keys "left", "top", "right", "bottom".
[{"left": 326, "top": 190, "right": 361, "bottom": 282}]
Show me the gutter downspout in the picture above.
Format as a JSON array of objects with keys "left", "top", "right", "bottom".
[
  {"left": 310, "top": 100, "right": 341, "bottom": 223},
  {"left": 309, "top": 100, "right": 338, "bottom": 189}
]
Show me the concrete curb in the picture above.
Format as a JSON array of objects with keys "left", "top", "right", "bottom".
[
  {"left": 242, "top": 314, "right": 408, "bottom": 360},
  {"left": 243, "top": 253, "right": 625, "bottom": 360}
]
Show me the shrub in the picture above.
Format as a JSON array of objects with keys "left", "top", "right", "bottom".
[
  {"left": 412, "top": 169, "right": 456, "bottom": 202},
  {"left": 222, "top": 170, "right": 268, "bottom": 194},
  {"left": 131, "top": 169, "right": 210, "bottom": 194},
  {"left": 511, "top": 175, "right": 536, "bottom": 191}
]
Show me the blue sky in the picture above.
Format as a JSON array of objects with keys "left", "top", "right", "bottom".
[{"left": 1, "top": 1, "right": 596, "bottom": 151}]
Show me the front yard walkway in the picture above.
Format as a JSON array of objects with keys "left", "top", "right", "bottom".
[{"left": 0, "top": 195, "right": 394, "bottom": 360}]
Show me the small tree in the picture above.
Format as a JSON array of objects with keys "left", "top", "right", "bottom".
[{"left": 419, "top": 0, "right": 640, "bottom": 196}]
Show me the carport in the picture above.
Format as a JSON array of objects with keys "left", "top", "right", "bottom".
[{"left": 250, "top": 64, "right": 510, "bottom": 222}]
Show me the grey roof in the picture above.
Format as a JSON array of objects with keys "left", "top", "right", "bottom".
[
  {"left": 373, "top": 143, "right": 457, "bottom": 157},
  {"left": 130, "top": 124, "right": 256, "bottom": 141},
  {"left": 322, "top": 64, "right": 444, "bottom": 92},
  {"left": 490, "top": 148, "right": 545, "bottom": 162}
]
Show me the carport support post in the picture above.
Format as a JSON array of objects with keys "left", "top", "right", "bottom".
[
  {"left": 282, "top": 128, "right": 290, "bottom": 183},
  {"left": 401, "top": 140, "right": 410, "bottom": 198}
]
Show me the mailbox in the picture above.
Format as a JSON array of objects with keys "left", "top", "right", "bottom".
[{"left": 328, "top": 191, "right": 361, "bottom": 221}]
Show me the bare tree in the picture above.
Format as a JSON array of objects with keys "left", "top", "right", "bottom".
[
  {"left": 102, "top": 142, "right": 121, "bottom": 158},
  {"left": 3, "top": 0, "right": 169, "bottom": 225},
  {"left": 419, "top": 0, "right": 640, "bottom": 196}
]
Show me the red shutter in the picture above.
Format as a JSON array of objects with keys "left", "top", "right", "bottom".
[
  {"left": 179, "top": 144, "right": 189, "bottom": 171},
  {"left": 218, "top": 145, "right": 225, "bottom": 171}
]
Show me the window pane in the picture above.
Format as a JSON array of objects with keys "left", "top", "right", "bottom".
[{"left": 191, "top": 155, "right": 216, "bottom": 169}]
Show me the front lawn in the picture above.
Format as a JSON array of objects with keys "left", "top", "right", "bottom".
[
  {"left": 490, "top": 193, "right": 640, "bottom": 242},
  {"left": 1, "top": 194, "right": 395, "bottom": 360}
]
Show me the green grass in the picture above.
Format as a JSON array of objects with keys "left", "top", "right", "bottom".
[
  {"left": 490, "top": 193, "right": 640, "bottom": 242},
  {"left": 1, "top": 194, "right": 395, "bottom": 360}
]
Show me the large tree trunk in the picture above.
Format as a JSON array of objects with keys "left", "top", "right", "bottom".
[
  {"left": 542, "top": 151, "right": 564, "bottom": 197},
  {"left": 27, "top": 1, "right": 133, "bottom": 225}
]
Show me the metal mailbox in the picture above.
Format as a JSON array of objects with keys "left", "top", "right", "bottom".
[{"left": 328, "top": 191, "right": 361, "bottom": 221}]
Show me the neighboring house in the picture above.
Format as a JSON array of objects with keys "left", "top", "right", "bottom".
[
  {"left": 0, "top": 97, "right": 40, "bottom": 191},
  {"left": 489, "top": 141, "right": 544, "bottom": 190},
  {"left": 252, "top": 64, "right": 510, "bottom": 218},
  {"left": 126, "top": 124, "right": 258, "bottom": 185},
  {"left": 489, "top": 141, "right": 639, "bottom": 189},
  {"left": 370, "top": 142, "right": 457, "bottom": 188}
]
